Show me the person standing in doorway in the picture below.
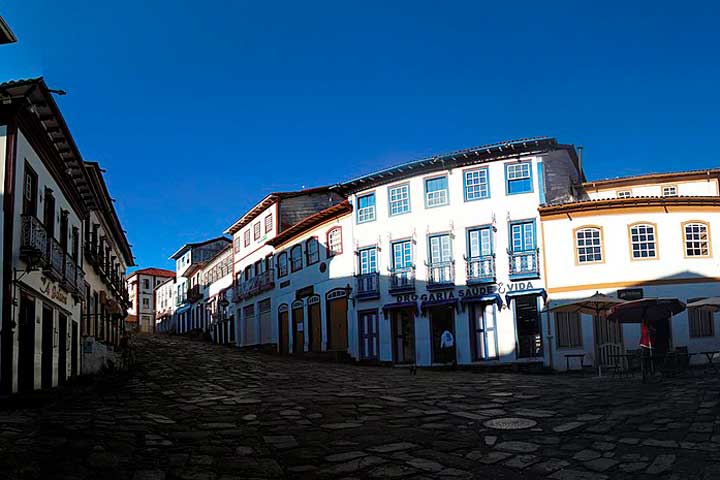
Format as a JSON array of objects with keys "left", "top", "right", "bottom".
[{"left": 440, "top": 329, "right": 455, "bottom": 368}]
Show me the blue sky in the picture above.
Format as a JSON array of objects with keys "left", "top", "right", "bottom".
[{"left": 2, "top": 1, "right": 719, "bottom": 271}]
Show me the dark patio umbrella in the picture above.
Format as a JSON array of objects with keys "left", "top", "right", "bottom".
[{"left": 606, "top": 298, "right": 686, "bottom": 382}]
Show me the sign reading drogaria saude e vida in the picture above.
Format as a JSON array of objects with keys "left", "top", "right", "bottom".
[{"left": 393, "top": 281, "right": 535, "bottom": 302}]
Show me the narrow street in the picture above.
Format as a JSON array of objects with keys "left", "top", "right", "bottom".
[{"left": 1, "top": 335, "right": 719, "bottom": 480}]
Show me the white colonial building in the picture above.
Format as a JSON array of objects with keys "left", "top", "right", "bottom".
[
  {"left": 541, "top": 169, "right": 720, "bottom": 370},
  {"left": 126, "top": 267, "right": 175, "bottom": 333},
  {"left": 199, "top": 245, "right": 233, "bottom": 343}
]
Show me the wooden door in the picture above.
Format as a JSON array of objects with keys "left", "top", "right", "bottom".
[
  {"left": 41, "top": 306, "right": 53, "bottom": 390},
  {"left": 18, "top": 294, "right": 35, "bottom": 392},
  {"left": 392, "top": 310, "right": 416, "bottom": 364},
  {"left": 293, "top": 306, "right": 305, "bottom": 354},
  {"left": 358, "top": 310, "right": 379, "bottom": 360},
  {"left": 327, "top": 297, "right": 348, "bottom": 351},
  {"left": 279, "top": 309, "right": 289, "bottom": 354},
  {"left": 58, "top": 313, "right": 67, "bottom": 384},
  {"left": 308, "top": 301, "right": 322, "bottom": 352}
]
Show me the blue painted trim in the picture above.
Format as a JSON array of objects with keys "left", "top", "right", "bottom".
[
  {"left": 356, "top": 192, "right": 377, "bottom": 224},
  {"left": 466, "top": 224, "right": 494, "bottom": 256},
  {"left": 508, "top": 218, "right": 537, "bottom": 252},
  {"left": 387, "top": 183, "right": 411, "bottom": 217},
  {"left": 537, "top": 161, "right": 545, "bottom": 204},
  {"left": 424, "top": 175, "right": 450, "bottom": 209}
]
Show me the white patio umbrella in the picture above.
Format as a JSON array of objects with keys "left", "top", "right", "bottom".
[
  {"left": 547, "top": 291, "right": 625, "bottom": 317},
  {"left": 686, "top": 297, "right": 720, "bottom": 312}
]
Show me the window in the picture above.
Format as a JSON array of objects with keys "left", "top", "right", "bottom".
[
  {"left": 142, "top": 297, "right": 149, "bottom": 307},
  {"left": 277, "top": 252, "right": 288, "bottom": 277},
  {"left": 357, "top": 193, "right": 376, "bottom": 223},
  {"left": 388, "top": 184, "right": 410, "bottom": 216},
  {"left": 684, "top": 222, "right": 710, "bottom": 257},
  {"left": 662, "top": 185, "right": 678, "bottom": 197},
  {"left": 468, "top": 226, "right": 493, "bottom": 258},
  {"left": 392, "top": 240, "right": 412, "bottom": 269},
  {"left": 244, "top": 229, "right": 251, "bottom": 247},
  {"left": 629, "top": 224, "right": 657, "bottom": 259},
  {"left": 425, "top": 176, "right": 449, "bottom": 208},
  {"left": 358, "top": 247, "right": 377, "bottom": 274},
  {"left": 305, "top": 237, "right": 319, "bottom": 265},
  {"left": 253, "top": 222, "right": 261, "bottom": 240},
  {"left": 327, "top": 227, "right": 342, "bottom": 257},
  {"left": 575, "top": 227, "right": 603, "bottom": 263},
  {"left": 617, "top": 190, "right": 632, "bottom": 199},
  {"left": 464, "top": 168, "right": 490, "bottom": 201},
  {"left": 290, "top": 245, "right": 303, "bottom": 272},
  {"left": 689, "top": 300, "right": 714, "bottom": 337},
  {"left": 22, "top": 163, "right": 38, "bottom": 216},
  {"left": 143, "top": 279, "right": 150, "bottom": 289},
  {"left": 264, "top": 214, "right": 273, "bottom": 233},
  {"left": 505, "top": 162, "right": 533, "bottom": 195},
  {"left": 555, "top": 312, "right": 583, "bottom": 348},
  {"left": 428, "top": 234, "right": 452, "bottom": 264},
  {"left": 510, "top": 221, "right": 535, "bottom": 253}
]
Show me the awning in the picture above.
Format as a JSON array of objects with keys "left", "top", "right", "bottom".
[
  {"left": 461, "top": 293, "right": 503, "bottom": 311},
  {"left": 505, "top": 288, "right": 547, "bottom": 306},
  {"left": 382, "top": 301, "right": 419, "bottom": 318},
  {"left": 175, "top": 304, "right": 191, "bottom": 315},
  {"left": 420, "top": 298, "right": 459, "bottom": 316}
]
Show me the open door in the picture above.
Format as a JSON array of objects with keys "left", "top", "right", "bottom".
[
  {"left": 392, "top": 309, "right": 416, "bottom": 364},
  {"left": 278, "top": 305, "right": 289, "bottom": 354}
]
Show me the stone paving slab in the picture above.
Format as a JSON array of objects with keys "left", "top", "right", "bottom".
[{"left": 0, "top": 335, "right": 719, "bottom": 479}]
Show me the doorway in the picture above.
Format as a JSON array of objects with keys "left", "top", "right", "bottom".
[
  {"left": 514, "top": 295, "right": 542, "bottom": 358},
  {"left": 71, "top": 321, "right": 78, "bottom": 378},
  {"left": 358, "top": 310, "right": 379, "bottom": 360},
  {"left": 326, "top": 292, "right": 348, "bottom": 351},
  {"left": 307, "top": 297, "right": 322, "bottom": 352},
  {"left": 391, "top": 309, "right": 415, "bottom": 364},
  {"left": 430, "top": 306, "right": 455, "bottom": 364},
  {"left": 41, "top": 305, "right": 54, "bottom": 390},
  {"left": 58, "top": 313, "right": 67, "bottom": 385},
  {"left": 470, "top": 302, "right": 498, "bottom": 361},
  {"left": 653, "top": 315, "right": 672, "bottom": 355},
  {"left": 292, "top": 302, "right": 305, "bottom": 354},
  {"left": 18, "top": 294, "right": 36, "bottom": 393},
  {"left": 278, "top": 306, "right": 289, "bottom": 354}
]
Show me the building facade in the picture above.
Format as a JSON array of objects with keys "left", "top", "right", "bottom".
[
  {"left": 126, "top": 268, "right": 175, "bottom": 333},
  {"left": 541, "top": 170, "right": 720, "bottom": 370},
  {"left": 0, "top": 78, "right": 132, "bottom": 394},
  {"left": 81, "top": 162, "right": 134, "bottom": 373}
]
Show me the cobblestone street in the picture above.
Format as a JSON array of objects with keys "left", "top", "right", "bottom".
[{"left": 2, "top": 335, "right": 720, "bottom": 480}]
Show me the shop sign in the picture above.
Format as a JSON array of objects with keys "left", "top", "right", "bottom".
[
  {"left": 394, "top": 281, "right": 536, "bottom": 303},
  {"left": 40, "top": 276, "right": 68, "bottom": 305}
]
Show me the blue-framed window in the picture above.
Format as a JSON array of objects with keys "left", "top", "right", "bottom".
[
  {"left": 464, "top": 168, "right": 490, "bottom": 201},
  {"left": 468, "top": 226, "right": 493, "bottom": 257},
  {"left": 388, "top": 184, "right": 410, "bottom": 216},
  {"left": 358, "top": 247, "right": 378, "bottom": 274},
  {"left": 428, "top": 234, "right": 452, "bottom": 263},
  {"left": 424, "top": 176, "right": 449, "bottom": 208},
  {"left": 357, "top": 193, "right": 376, "bottom": 223},
  {"left": 392, "top": 240, "right": 412, "bottom": 269},
  {"left": 505, "top": 162, "right": 533, "bottom": 195},
  {"left": 510, "top": 220, "right": 536, "bottom": 252}
]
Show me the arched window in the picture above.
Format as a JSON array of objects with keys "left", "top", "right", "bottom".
[
  {"left": 305, "top": 237, "right": 319, "bottom": 265},
  {"left": 629, "top": 223, "right": 657, "bottom": 259},
  {"left": 290, "top": 245, "right": 303, "bottom": 272},
  {"left": 327, "top": 227, "right": 343, "bottom": 257},
  {"left": 575, "top": 227, "right": 603, "bottom": 264},
  {"left": 277, "top": 252, "right": 288, "bottom": 277},
  {"left": 683, "top": 222, "right": 710, "bottom": 257}
]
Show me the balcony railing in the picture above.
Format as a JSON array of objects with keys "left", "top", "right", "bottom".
[
  {"left": 187, "top": 284, "right": 203, "bottom": 303},
  {"left": 21, "top": 215, "right": 48, "bottom": 265},
  {"left": 389, "top": 266, "right": 415, "bottom": 293},
  {"left": 236, "top": 269, "right": 275, "bottom": 301},
  {"left": 427, "top": 261, "right": 454, "bottom": 289},
  {"left": 509, "top": 250, "right": 540, "bottom": 279},
  {"left": 355, "top": 272, "right": 379, "bottom": 299},
  {"left": 20, "top": 216, "right": 84, "bottom": 295},
  {"left": 466, "top": 255, "right": 495, "bottom": 284}
]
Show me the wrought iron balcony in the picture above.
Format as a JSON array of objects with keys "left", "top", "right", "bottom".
[
  {"left": 355, "top": 272, "right": 379, "bottom": 299},
  {"left": 427, "top": 261, "right": 454, "bottom": 289},
  {"left": 20, "top": 215, "right": 49, "bottom": 266},
  {"left": 187, "top": 284, "right": 203, "bottom": 303},
  {"left": 63, "top": 254, "right": 78, "bottom": 291},
  {"left": 508, "top": 249, "right": 540, "bottom": 280},
  {"left": 466, "top": 255, "right": 495, "bottom": 284},
  {"left": 47, "top": 237, "right": 65, "bottom": 281},
  {"left": 236, "top": 269, "right": 275, "bottom": 301},
  {"left": 389, "top": 266, "right": 415, "bottom": 293}
]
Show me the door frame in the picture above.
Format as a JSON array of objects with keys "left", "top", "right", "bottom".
[
  {"left": 307, "top": 295, "right": 322, "bottom": 352},
  {"left": 18, "top": 292, "right": 36, "bottom": 392},
  {"left": 41, "top": 304, "right": 54, "bottom": 390},
  {"left": 391, "top": 308, "right": 416, "bottom": 364},
  {"left": 292, "top": 300, "right": 305, "bottom": 354},
  {"left": 429, "top": 305, "right": 456, "bottom": 364},
  {"left": 278, "top": 304, "right": 289, "bottom": 354},
  {"left": 469, "top": 302, "right": 499, "bottom": 361},
  {"left": 357, "top": 309, "right": 379, "bottom": 360},
  {"left": 325, "top": 289, "right": 349, "bottom": 351}
]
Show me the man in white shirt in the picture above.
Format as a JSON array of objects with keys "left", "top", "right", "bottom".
[{"left": 440, "top": 329, "right": 455, "bottom": 366}]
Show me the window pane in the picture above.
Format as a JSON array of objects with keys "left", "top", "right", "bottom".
[
  {"left": 685, "top": 223, "right": 709, "bottom": 257},
  {"left": 630, "top": 224, "right": 657, "bottom": 259},
  {"left": 393, "top": 241, "right": 412, "bottom": 269},
  {"left": 359, "top": 248, "right": 377, "bottom": 274},
  {"left": 357, "top": 193, "right": 376, "bottom": 222},
  {"left": 425, "top": 177, "right": 449, "bottom": 207},
  {"left": 465, "top": 169, "right": 489, "bottom": 201},
  {"left": 576, "top": 228, "right": 603, "bottom": 263},
  {"left": 389, "top": 184, "right": 410, "bottom": 215},
  {"left": 506, "top": 163, "right": 532, "bottom": 194}
]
